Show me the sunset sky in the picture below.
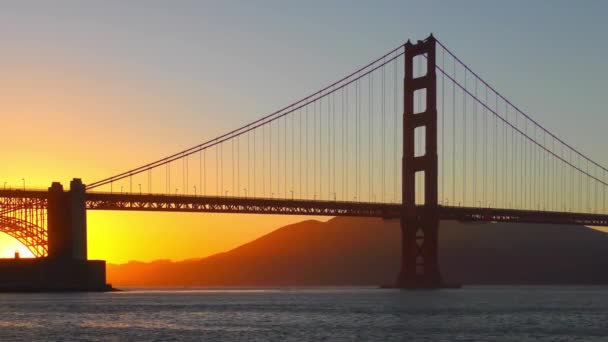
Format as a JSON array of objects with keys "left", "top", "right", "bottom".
[{"left": 2, "top": 1, "right": 608, "bottom": 262}]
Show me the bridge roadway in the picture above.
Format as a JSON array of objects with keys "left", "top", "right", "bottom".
[{"left": 2, "top": 189, "right": 608, "bottom": 227}]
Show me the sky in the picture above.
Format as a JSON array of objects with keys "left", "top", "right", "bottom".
[{"left": 1, "top": 1, "right": 607, "bottom": 262}]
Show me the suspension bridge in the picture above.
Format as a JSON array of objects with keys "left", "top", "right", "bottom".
[{"left": 2, "top": 35, "right": 608, "bottom": 289}]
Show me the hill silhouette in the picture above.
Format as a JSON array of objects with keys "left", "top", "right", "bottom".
[{"left": 107, "top": 218, "right": 608, "bottom": 286}]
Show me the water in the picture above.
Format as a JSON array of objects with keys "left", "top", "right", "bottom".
[{"left": 0, "top": 286, "right": 606, "bottom": 341}]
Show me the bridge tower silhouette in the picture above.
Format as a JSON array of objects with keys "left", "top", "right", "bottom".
[{"left": 398, "top": 35, "right": 442, "bottom": 288}]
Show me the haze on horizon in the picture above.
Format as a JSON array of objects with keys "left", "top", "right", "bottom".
[{"left": 1, "top": 0, "right": 607, "bottom": 263}]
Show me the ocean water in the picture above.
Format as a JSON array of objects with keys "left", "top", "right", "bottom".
[{"left": 0, "top": 286, "right": 606, "bottom": 341}]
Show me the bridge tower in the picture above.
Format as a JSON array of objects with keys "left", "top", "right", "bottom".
[
  {"left": 397, "top": 35, "right": 443, "bottom": 288},
  {"left": 47, "top": 178, "right": 88, "bottom": 260}
]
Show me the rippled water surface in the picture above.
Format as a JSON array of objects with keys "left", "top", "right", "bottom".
[{"left": 0, "top": 286, "right": 607, "bottom": 341}]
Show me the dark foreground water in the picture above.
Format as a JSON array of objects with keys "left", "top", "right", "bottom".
[{"left": 0, "top": 286, "right": 607, "bottom": 341}]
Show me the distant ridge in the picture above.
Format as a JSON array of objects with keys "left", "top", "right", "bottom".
[{"left": 108, "top": 218, "right": 608, "bottom": 286}]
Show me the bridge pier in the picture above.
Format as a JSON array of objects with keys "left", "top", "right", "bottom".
[
  {"left": 396, "top": 208, "right": 442, "bottom": 288},
  {"left": 47, "top": 179, "right": 87, "bottom": 260},
  {"left": 0, "top": 179, "right": 109, "bottom": 292},
  {"left": 394, "top": 34, "right": 445, "bottom": 289},
  {"left": 45, "top": 178, "right": 108, "bottom": 291}
]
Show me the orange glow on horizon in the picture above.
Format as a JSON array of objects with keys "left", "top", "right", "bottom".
[
  {"left": 0, "top": 212, "right": 329, "bottom": 264},
  {"left": 89, "top": 212, "right": 328, "bottom": 264},
  {"left": 1, "top": 218, "right": 606, "bottom": 264}
]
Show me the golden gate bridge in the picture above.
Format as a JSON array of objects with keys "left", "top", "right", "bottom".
[{"left": 1, "top": 35, "right": 607, "bottom": 289}]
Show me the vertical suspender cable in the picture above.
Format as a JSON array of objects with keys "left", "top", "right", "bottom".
[
  {"left": 515, "top": 111, "right": 519, "bottom": 208},
  {"left": 314, "top": 100, "right": 317, "bottom": 199},
  {"left": 473, "top": 74, "right": 477, "bottom": 206},
  {"left": 306, "top": 104, "right": 309, "bottom": 199},
  {"left": 299, "top": 108, "right": 303, "bottom": 198},
  {"left": 463, "top": 68, "right": 467, "bottom": 206},
  {"left": 220, "top": 144, "right": 223, "bottom": 196},
  {"left": 512, "top": 108, "right": 515, "bottom": 208},
  {"left": 262, "top": 124, "right": 268, "bottom": 197},
  {"left": 382, "top": 60, "right": 386, "bottom": 203},
  {"left": 270, "top": 120, "right": 272, "bottom": 197},
  {"left": 318, "top": 98, "right": 321, "bottom": 199},
  {"left": 292, "top": 107, "right": 295, "bottom": 199},
  {"left": 395, "top": 52, "right": 399, "bottom": 203},
  {"left": 232, "top": 139, "right": 235, "bottom": 196},
  {"left": 484, "top": 84, "right": 487, "bottom": 206},
  {"left": 253, "top": 129, "right": 256, "bottom": 197},
  {"left": 343, "top": 87, "right": 346, "bottom": 200},
  {"left": 525, "top": 119, "right": 529, "bottom": 209},
  {"left": 370, "top": 72, "right": 373, "bottom": 202},
  {"left": 262, "top": 125, "right": 265, "bottom": 196},
  {"left": 503, "top": 101, "right": 507, "bottom": 207},
  {"left": 237, "top": 134, "right": 240, "bottom": 196},
  {"left": 328, "top": 94, "right": 331, "bottom": 199},
  {"left": 494, "top": 94, "right": 498, "bottom": 207},
  {"left": 320, "top": 97, "right": 323, "bottom": 199},
  {"left": 203, "top": 150, "right": 207, "bottom": 195},
  {"left": 280, "top": 115, "right": 283, "bottom": 196},
  {"left": 216, "top": 146, "right": 219, "bottom": 196},
  {"left": 452, "top": 57, "right": 456, "bottom": 205},
  {"left": 333, "top": 90, "right": 337, "bottom": 200},
  {"left": 328, "top": 92, "right": 331, "bottom": 199},
  {"left": 355, "top": 78, "right": 358, "bottom": 200},
  {"left": 278, "top": 117, "right": 281, "bottom": 196},
  {"left": 344, "top": 86, "right": 347, "bottom": 200},
  {"left": 247, "top": 133, "right": 250, "bottom": 197},
  {"left": 441, "top": 49, "right": 445, "bottom": 204}
]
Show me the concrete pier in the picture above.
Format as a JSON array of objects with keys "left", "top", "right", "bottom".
[
  {"left": 0, "top": 179, "right": 110, "bottom": 292},
  {"left": 0, "top": 258, "right": 109, "bottom": 292}
]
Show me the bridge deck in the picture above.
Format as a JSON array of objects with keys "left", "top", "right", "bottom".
[
  {"left": 2, "top": 190, "right": 608, "bottom": 226},
  {"left": 85, "top": 192, "right": 402, "bottom": 218},
  {"left": 84, "top": 192, "right": 608, "bottom": 227}
]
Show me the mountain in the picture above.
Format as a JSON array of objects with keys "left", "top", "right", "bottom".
[{"left": 107, "top": 218, "right": 608, "bottom": 286}]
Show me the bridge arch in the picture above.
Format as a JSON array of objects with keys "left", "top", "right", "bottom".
[{"left": 0, "top": 216, "right": 47, "bottom": 258}]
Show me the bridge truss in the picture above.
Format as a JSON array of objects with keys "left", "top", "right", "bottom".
[{"left": 0, "top": 190, "right": 48, "bottom": 257}]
